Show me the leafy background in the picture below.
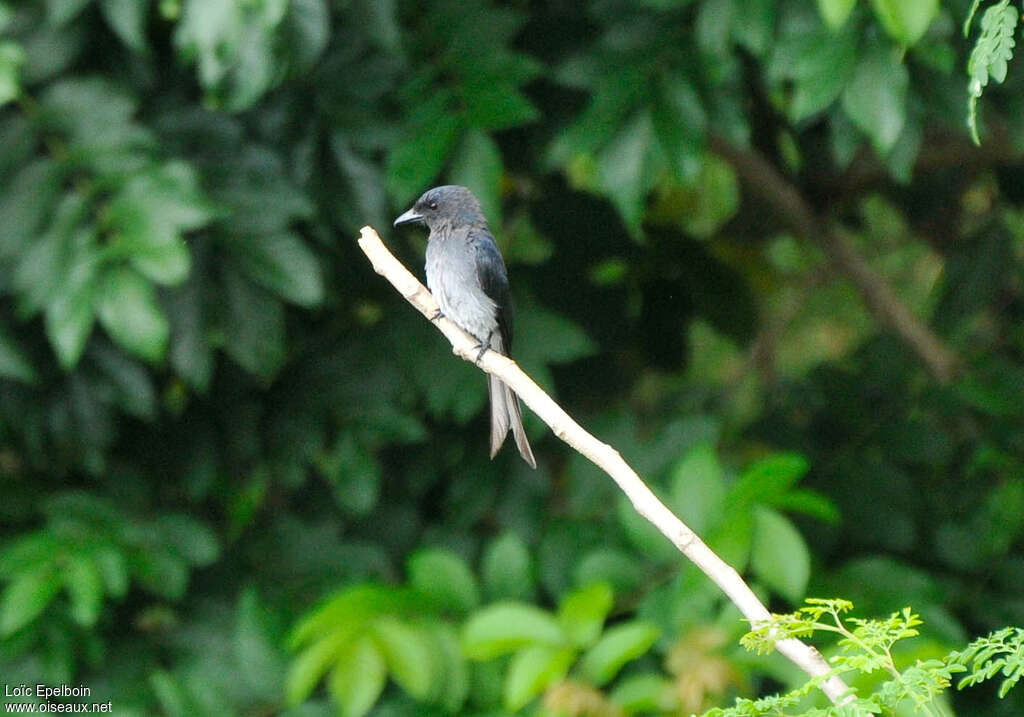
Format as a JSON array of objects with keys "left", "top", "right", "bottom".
[{"left": 0, "top": 0, "right": 1023, "bottom": 715}]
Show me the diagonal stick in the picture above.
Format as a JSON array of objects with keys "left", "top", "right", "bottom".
[{"left": 357, "top": 225, "right": 859, "bottom": 709}]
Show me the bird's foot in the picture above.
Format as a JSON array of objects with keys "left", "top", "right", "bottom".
[
  {"left": 430, "top": 308, "right": 444, "bottom": 322},
  {"left": 474, "top": 330, "right": 496, "bottom": 364},
  {"left": 474, "top": 343, "right": 488, "bottom": 364}
]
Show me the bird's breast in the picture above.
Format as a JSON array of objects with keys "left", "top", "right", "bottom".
[{"left": 426, "top": 235, "right": 498, "bottom": 343}]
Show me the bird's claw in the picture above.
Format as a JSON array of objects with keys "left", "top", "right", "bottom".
[
  {"left": 474, "top": 343, "right": 488, "bottom": 364},
  {"left": 430, "top": 308, "right": 444, "bottom": 322}
]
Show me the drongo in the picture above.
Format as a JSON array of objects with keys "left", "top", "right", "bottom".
[{"left": 394, "top": 185, "right": 536, "bottom": 469}]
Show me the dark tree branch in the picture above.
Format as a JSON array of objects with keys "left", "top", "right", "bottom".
[{"left": 711, "top": 136, "right": 961, "bottom": 383}]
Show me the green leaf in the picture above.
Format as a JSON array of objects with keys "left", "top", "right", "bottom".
[
  {"left": 63, "top": 554, "right": 103, "bottom": 626},
  {"left": 286, "top": 631, "right": 351, "bottom": 705},
  {"left": 149, "top": 670, "right": 193, "bottom": 717},
  {"left": 290, "top": 584, "right": 421, "bottom": 650},
  {"left": 696, "top": 0, "right": 736, "bottom": 55},
  {"left": 47, "top": 0, "right": 93, "bottom": 26},
  {"left": 772, "top": 489, "right": 840, "bottom": 523},
  {"left": 0, "top": 533, "right": 60, "bottom": 579},
  {"left": 410, "top": 333, "right": 487, "bottom": 422},
  {"left": 652, "top": 72, "right": 706, "bottom": 183},
  {"left": 369, "top": 617, "right": 435, "bottom": 700},
  {"left": 669, "top": 443, "right": 726, "bottom": 535},
  {"left": 154, "top": 514, "right": 220, "bottom": 566},
  {"left": 449, "top": 129, "right": 504, "bottom": 227},
  {"left": 90, "top": 341, "right": 157, "bottom": 419},
  {"left": 964, "top": 0, "right": 983, "bottom": 36},
  {"left": 328, "top": 634, "right": 387, "bottom": 717},
  {"left": 841, "top": 43, "right": 909, "bottom": 154},
  {"left": 232, "top": 232, "right": 323, "bottom": 308},
  {"left": 672, "top": 155, "right": 740, "bottom": 239},
  {"left": 0, "top": 324, "right": 39, "bottom": 384},
  {"left": 174, "top": 0, "right": 282, "bottom": 111},
  {"left": 461, "top": 603, "right": 567, "bottom": 659},
  {"left": 97, "top": 266, "right": 169, "bottom": 363},
  {"left": 503, "top": 645, "right": 577, "bottom": 711},
  {"left": 0, "top": 566, "right": 62, "bottom": 635},
  {"left": 767, "top": 18, "right": 857, "bottom": 121},
  {"left": 318, "top": 434, "right": 381, "bottom": 515},
  {"left": 41, "top": 78, "right": 151, "bottom": 167},
  {"left": 750, "top": 507, "right": 810, "bottom": 603},
  {"left": 222, "top": 268, "right": 286, "bottom": 381},
  {"left": 331, "top": 135, "right": 390, "bottom": 232},
  {"left": 966, "top": 1, "right": 1018, "bottom": 143},
  {"left": 93, "top": 547, "right": 127, "bottom": 597},
  {"left": 129, "top": 549, "right": 189, "bottom": 600},
  {"left": 12, "top": 207, "right": 73, "bottom": 319},
  {"left": 610, "top": 673, "right": 677, "bottom": 713},
  {"left": 730, "top": 0, "right": 775, "bottom": 56},
  {"left": 99, "top": 0, "right": 149, "bottom": 51},
  {"left": 428, "top": 623, "right": 469, "bottom": 712},
  {"left": 557, "top": 582, "right": 614, "bottom": 648},
  {"left": 107, "top": 161, "right": 213, "bottom": 285},
  {"left": 0, "top": 41, "right": 24, "bottom": 108},
  {"left": 482, "top": 532, "right": 534, "bottom": 602},
  {"left": 727, "top": 452, "right": 810, "bottom": 510},
  {"left": 44, "top": 228, "right": 100, "bottom": 370},
  {"left": 166, "top": 269, "right": 213, "bottom": 392},
  {"left": 282, "top": 0, "right": 330, "bottom": 71},
  {"left": 515, "top": 296, "right": 597, "bottom": 382},
  {"left": 616, "top": 494, "right": 680, "bottom": 564},
  {"left": 578, "top": 621, "right": 660, "bottom": 686},
  {"left": 406, "top": 548, "right": 480, "bottom": 614},
  {"left": 388, "top": 99, "right": 463, "bottom": 205},
  {"left": 215, "top": 146, "right": 313, "bottom": 235},
  {"left": 464, "top": 83, "right": 539, "bottom": 131},
  {"left": 598, "top": 110, "right": 658, "bottom": 236},
  {"left": 0, "top": 158, "right": 65, "bottom": 260},
  {"left": 573, "top": 549, "right": 646, "bottom": 596},
  {"left": 817, "top": 0, "right": 856, "bottom": 29},
  {"left": 869, "top": 0, "right": 938, "bottom": 46},
  {"left": 235, "top": 587, "right": 284, "bottom": 691},
  {"left": 118, "top": 233, "right": 187, "bottom": 292}
]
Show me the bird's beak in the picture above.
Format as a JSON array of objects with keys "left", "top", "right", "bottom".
[{"left": 393, "top": 207, "right": 424, "bottom": 227}]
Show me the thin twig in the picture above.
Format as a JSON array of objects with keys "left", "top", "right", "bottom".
[{"left": 356, "top": 225, "right": 859, "bottom": 709}]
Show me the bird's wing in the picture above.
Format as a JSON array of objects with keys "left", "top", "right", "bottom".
[{"left": 471, "top": 228, "right": 514, "bottom": 352}]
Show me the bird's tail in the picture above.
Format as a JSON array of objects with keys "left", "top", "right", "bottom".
[{"left": 488, "top": 374, "right": 536, "bottom": 469}]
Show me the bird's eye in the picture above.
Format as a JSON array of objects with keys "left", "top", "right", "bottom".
[{"left": 428, "top": 201, "right": 438, "bottom": 211}]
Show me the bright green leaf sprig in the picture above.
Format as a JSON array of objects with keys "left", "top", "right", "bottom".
[
  {"left": 965, "top": 0, "right": 1019, "bottom": 144},
  {"left": 948, "top": 626, "right": 1024, "bottom": 698},
  {"left": 703, "top": 599, "right": 1022, "bottom": 717}
]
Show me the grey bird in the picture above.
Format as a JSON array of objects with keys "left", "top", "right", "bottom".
[{"left": 394, "top": 185, "right": 536, "bottom": 469}]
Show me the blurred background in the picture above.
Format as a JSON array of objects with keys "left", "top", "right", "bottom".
[{"left": 1, "top": 0, "right": 1023, "bottom": 714}]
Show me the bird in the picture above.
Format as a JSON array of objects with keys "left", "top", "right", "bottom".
[{"left": 394, "top": 185, "right": 537, "bottom": 469}]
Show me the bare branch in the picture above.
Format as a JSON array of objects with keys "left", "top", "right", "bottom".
[
  {"left": 357, "top": 225, "right": 858, "bottom": 709},
  {"left": 710, "top": 136, "right": 961, "bottom": 383}
]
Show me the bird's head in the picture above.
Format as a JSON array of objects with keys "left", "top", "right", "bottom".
[{"left": 393, "top": 185, "right": 486, "bottom": 231}]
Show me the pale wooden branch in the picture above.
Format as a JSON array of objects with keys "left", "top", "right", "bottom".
[{"left": 357, "top": 225, "right": 857, "bottom": 708}]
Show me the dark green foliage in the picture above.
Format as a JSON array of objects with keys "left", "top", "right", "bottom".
[{"left": 0, "top": 1, "right": 1023, "bottom": 715}]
